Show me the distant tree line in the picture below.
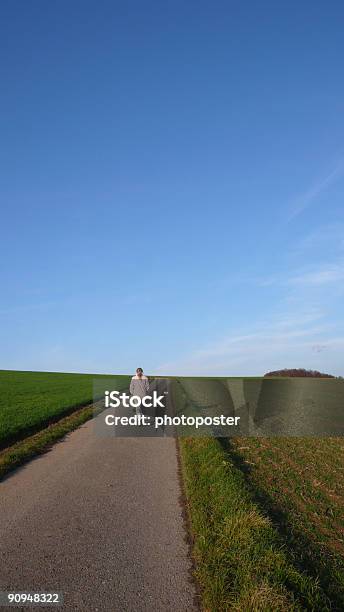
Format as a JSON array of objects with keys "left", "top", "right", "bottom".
[{"left": 264, "top": 368, "right": 335, "bottom": 378}]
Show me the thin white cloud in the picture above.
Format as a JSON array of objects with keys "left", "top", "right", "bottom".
[
  {"left": 155, "top": 334, "right": 344, "bottom": 376},
  {"left": 154, "top": 310, "right": 341, "bottom": 376},
  {"left": 257, "top": 261, "right": 344, "bottom": 288},
  {"left": 293, "top": 223, "right": 344, "bottom": 252},
  {"left": 155, "top": 253, "right": 344, "bottom": 375},
  {"left": 288, "top": 158, "right": 344, "bottom": 221},
  {"left": 287, "top": 264, "right": 344, "bottom": 286}
]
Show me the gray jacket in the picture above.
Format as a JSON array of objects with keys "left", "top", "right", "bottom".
[{"left": 130, "top": 375, "right": 149, "bottom": 398}]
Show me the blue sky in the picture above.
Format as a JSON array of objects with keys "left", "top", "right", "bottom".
[{"left": 1, "top": 0, "right": 344, "bottom": 376}]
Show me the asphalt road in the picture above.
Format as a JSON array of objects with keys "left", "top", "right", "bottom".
[{"left": 0, "top": 396, "right": 198, "bottom": 611}]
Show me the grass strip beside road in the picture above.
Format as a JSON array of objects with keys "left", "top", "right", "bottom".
[
  {"left": 0, "top": 403, "right": 95, "bottom": 481},
  {"left": 179, "top": 436, "right": 330, "bottom": 612}
]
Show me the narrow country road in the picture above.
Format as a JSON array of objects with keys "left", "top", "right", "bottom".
[{"left": 0, "top": 387, "right": 198, "bottom": 611}]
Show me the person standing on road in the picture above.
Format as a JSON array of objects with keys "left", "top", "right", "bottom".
[{"left": 130, "top": 368, "right": 149, "bottom": 415}]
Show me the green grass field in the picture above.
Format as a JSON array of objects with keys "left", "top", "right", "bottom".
[
  {"left": 228, "top": 436, "right": 344, "bottom": 609},
  {"left": 175, "top": 377, "right": 344, "bottom": 610},
  {"left": 179, "top": 437, "right": 331, "bottom": 611},
  {"left": 0, "top": 370, "right": 130, "bottom": 448}
]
